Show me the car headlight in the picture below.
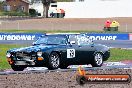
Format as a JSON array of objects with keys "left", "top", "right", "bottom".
[
  {"left": 6, "top": 53, "right": 11, "bottom": 58},
  {"left": 37, "top": 52, "right": 42, "bottom": 57}
]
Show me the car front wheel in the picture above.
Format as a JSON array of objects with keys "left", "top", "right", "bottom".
[
  {"left": 91, "top": 53, "right": 103, "bottom": 67},
  {"left": 48, "top": 52, "right": 60, "bottom": 70}
]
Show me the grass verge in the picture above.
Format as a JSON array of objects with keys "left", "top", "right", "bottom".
[{"left": 108, "top": 48, "right": 132, "bottom": 62}]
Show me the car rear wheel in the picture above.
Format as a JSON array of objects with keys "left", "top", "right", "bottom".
[
  {"left": 11, "top": 65, "right": 26, "bottom": 71},
  {"left": 91, "top": 53, "right": 103, "bottom": 67},
  {"left": 48, "top": 52, "right": 60, "bottom": 70}
]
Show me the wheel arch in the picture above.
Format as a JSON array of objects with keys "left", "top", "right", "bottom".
[{"left": 50, "top": 51, "right": 62, "bottom": 60}]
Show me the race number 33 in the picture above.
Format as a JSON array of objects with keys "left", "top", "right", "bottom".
[{"left": 67, "top": 49, "right": 75, "bottom": 58}]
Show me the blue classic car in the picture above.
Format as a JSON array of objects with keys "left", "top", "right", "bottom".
[{"left": 6, "top": 34, "right": 110, "bottom": 71}]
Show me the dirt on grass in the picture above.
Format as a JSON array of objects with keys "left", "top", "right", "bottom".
[{"left": 0, "top": 69, "right": 131, "bottom": 88}]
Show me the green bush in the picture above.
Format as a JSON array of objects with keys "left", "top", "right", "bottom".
[
  {"left": 0, "top": 12, "right": 4, "bottom": 16},
  {"left": 29, "top": 9, "right": 37, "bottom": 17},
  {"left": 0, "top": 11, "right": 28, "bottom": 16}
]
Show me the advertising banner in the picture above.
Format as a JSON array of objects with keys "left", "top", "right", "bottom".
[
  {"left": 0, "top": 33, "right": 130, "bottom": 44},
  {"left": 0, "top": 33, "right": 45, "bottom": 41},
  {"left": 84, "top": 33, "right": 129, "bottom": 40}
]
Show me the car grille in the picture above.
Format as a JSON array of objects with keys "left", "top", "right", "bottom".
[{"left": 16, "top": 52, "right": 36, "bottom": 60}]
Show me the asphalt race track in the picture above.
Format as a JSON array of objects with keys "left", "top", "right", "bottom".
[{"left": 94, "top": 40, "right": 132, "bottom": 49}]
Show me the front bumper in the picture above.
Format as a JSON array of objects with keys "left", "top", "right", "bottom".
[
  {"left": 7, "top": 56, "right": 46, "bottom": 66},
  {"left": 14, "top": 60, "right": 35, "bottom": 65},
  {"left": 7, "top": 51, "right": 48, "bottom": 66}
]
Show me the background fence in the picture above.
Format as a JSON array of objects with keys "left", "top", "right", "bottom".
[{"left": 0, "top": 20, "right": 131, "bottom": 32}]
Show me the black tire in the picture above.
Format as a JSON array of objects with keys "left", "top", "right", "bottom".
[
  {"left": 76, "top": 75, "right": 87, "bottom": 85},
  {"left": 11, "top": 65, "right": 26, "bottom": 71},
  {"left": 91, "top": 53, "right": 103, "bottom": 67},
  {"left": 48, "top": 52, "right": 60, "bottom": 70}
]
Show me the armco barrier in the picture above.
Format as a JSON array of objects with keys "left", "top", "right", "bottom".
[
  {"left": 84, "top": 33, "right": 129, "bottom": 40},
  {"left": 0, "top": 33, "right": 45, "bottom": 41}
]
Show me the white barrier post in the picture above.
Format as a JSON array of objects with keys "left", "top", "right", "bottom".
[
  {"left": 51, "top": 21, "right": 54, "bottom": 31},
  {"left": 125, "top": 24, "right": 128, "bottom": 32},
  {"left": 18, "top": 22, "right": 20, "bottom": 30},
  {"left": 69, "top": 23, "right": 71, "bottom": 31},
  {"left": 0, "top": 21, "right": 1, "bottom": 30}
]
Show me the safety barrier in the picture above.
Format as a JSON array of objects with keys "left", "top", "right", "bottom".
[
  {"left": 84, "top": 33, "right": 129, "bottom": 40},
  {"left": 0, "top": 33, "right": 131, "bottom": 44}
]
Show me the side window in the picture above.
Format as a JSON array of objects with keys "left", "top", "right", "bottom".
[
  {"left": 61, "top": 39, "right": 66, "bottom": 44},
  {"left": 79, "top": 0, "right": 84, "bottom": 2},
  {"left": 3, "top": 5, "right": 11, "bottom": 11},
  {"left": 21, "top": 6, "right": 25, "bottom": 12},
  {"left": 77, "top": 35, "right": 92, "bottom": 45},
  {"left": 51, "top": 5, "right": 57, "bottom": 7},
  {"left": 68, "top": 35, "right": 78, "bottom": 45}
]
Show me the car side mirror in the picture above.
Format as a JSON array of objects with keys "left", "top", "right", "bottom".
[{"left": 70, "top": 41, "right": 76, "bottom": 45}]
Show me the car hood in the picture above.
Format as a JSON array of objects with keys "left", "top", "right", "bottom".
[{"left": 9, "top": 45, "right": 57, "bottom": 53}]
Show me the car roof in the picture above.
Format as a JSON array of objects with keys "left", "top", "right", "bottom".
[
  {"left": 40, "top": 34, "right": 68, "bottom": 39},
  {"left": 42, "top": 33, "right": 79, "bottom": 37}
]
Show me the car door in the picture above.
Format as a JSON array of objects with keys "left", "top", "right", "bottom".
[
  {"left": 66, "top": 44, "right": 81, "bottom": 64},
  {"left": 78, "top": 44, "right": 96, "bottom": 64},
  {"left": 67, "top": 34, "right": 96, "bottom": 65},
  {"left": 75, "top": 34, "right": 96, "bottom": 64}
]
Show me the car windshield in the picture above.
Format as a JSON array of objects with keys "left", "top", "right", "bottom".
[{"left": 34, "top": 36, "right": 67, "bottom": 45}]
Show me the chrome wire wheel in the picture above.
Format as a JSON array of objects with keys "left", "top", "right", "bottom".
[
  {"left": 48, "top": 52, "right": 60, "bottom": 69},
  {"left": 91, "top": 53, "right": 103, "bottom": 67},
  {"left": 51, "top": 54, "right": 60, "bottom": 68},
  {"left": 94, "top": 53, "right": 103, "bottom": 66}
]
